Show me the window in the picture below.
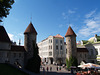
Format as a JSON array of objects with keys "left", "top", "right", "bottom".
[
  {"left": 56, "top": 45, "right": 58, "bottom": 50},
  {"left": 60, "top": 40, "right": 62, "bottom": 44},
  {"left": 51, "top": 40, "right": 52, "bottom": 43},
  {"left": 68, "top": 40, "right": 70, "bottom": 42},
  {"left": 60, "top": 45, "right": 62, "bottom": 50},
  {"left": 56, "top": 39, "right": 58, "bottom": 44},
  {"left": 49, "top": 46, "right": 50, "bottom": 49},
  {"left": 49, "top": 40, "right": 50, "bottom": 43},
  {"left": 49, "top": 52, "right": 52, "bottom": 56},
  {"left": 51, "top": 45, "right": 52, "bottom": 49}
]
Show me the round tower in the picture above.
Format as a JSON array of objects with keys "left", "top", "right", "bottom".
[
  {"left": 65, "top": 26, "right": 77, "bottom": 60},
  {"left": 24, "top": 22, "right": 37, "bottom": 63}
]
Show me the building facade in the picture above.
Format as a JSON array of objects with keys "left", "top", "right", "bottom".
[
  {"left": 78, "top": 34, "right": 100, "bottom": 64},
  {"left": 0, "top": 22, "right": 37, "bottom": 68},
  {"left": 38, "top": 34, "right": 66, "bottom": 65}
]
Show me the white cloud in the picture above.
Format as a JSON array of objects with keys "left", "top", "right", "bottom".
[
  {"left": 68, "top": 10, "right": 76, "bottom": 14},
  {"left": 8, "top": 32, "right": 24, "bottom": 45},
  {"left": 78, "top": 10, "right": 100, "bottom": 38},
  {"left": 85, "top": 9, "right": 96, "bottom": 18},
  {"left": 59, "top": 24, "right": 63, "bottom": 28},
  {"left": 8, "top": 33, "right": 14, "bottom": 41},
  {"left": 62, "top": 12, "right": 67, "bottom": 19}
]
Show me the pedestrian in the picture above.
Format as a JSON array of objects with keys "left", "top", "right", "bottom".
[
  {"left": 43, "top": 67, "right": 45, "bottom": 75},
  {"left": 57, "top": 66, "right": 58, "bottom": 71},
  {"left": 47, "top": 66, "right": 49, "bottom": 72},
  {"left": 59, "top": 66, "right": 61, "bottom": 71},
  {"left": 50, "top": 67, "right": 52, "bottom": 71}
]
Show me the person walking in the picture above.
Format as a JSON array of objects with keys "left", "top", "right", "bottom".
[
  {"left": 50, "top": 67, "right": 52, "bottom": 71},
  {"left": 59, "top": 66, "right": 61, "bottom": 71},
  {"left": 57, "top": 66, "right": 58, "bottom": 71},
  {"left": 43, "top": 67, "right": 45, "bottom": 75},
  {"left": 46, "top": 66, "right": 49, "bottom": 72}
]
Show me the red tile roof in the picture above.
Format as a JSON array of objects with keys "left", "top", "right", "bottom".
[
  {"left": 24, "top": 22, "right": 37, "bottom": 34},
  {"left": 54, "top": 34, "right": 64, "bottom": 39},
  {"left": 11, "top": 45, "right": 25, "bottom": 52},
  {"left": 0, "top": 26, "right": 11, "bottom": 43},
  {"left": 77, "top": 48, "right": 88, "bottom": 52},
  {"left": 65, "top": 26, "right": 76, "bottom": 37}
]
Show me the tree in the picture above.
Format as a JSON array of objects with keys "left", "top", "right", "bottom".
[
  {"left": 25, "top": 42, "right": 41, "bottom": 73},
  {"left": 66, "top": 56, "right": 78, "bottom": 70},
  {"left": 0, "top": 0, "right": 14, "bottom": 22}
]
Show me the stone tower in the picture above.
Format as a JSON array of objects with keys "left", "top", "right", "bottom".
[
  {"left": 24, "top": 22, "right": 37, "bottom": 64},
  {"left": 65, "top": 26, "right": 77, "bottom": 60}
]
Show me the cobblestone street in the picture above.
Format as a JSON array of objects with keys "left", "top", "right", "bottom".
[{"left": 40, "top": 65, "right": 75, "bottom": 75}]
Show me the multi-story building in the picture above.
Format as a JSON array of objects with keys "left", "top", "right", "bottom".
[{"left": 38, "top": 34, "right": 66, "bottom": 65}]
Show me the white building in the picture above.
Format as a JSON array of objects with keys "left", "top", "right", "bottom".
[
  {"left": 79, "top": 34, "right": 100, "bottom": 64},
  {"left": 38, "top": 34, "right": 66, "bottom": 65}
]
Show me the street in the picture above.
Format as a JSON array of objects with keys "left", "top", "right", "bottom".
[{"left": 40, "top": 65, "right": 75, "bottom": 75}]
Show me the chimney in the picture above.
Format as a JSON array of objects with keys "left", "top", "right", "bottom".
[
  {"left": 95, "top": 34, "right": 97, "bottom": 37},
  {"left": 19, "top": 39, "right": 21, "bottom": 46}
]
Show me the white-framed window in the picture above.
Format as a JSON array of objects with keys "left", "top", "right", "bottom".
[{"left": 49, "top": 52, "right": 52, "bottom": 56}]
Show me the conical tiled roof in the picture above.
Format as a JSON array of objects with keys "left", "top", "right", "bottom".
[
  {"left": 24, "top": 22, "right": 37, "bottom": 34},
  {"left": 54, "top": 34, "right": 64, "bottom": 39},
  {"left": 0, "top": 26, "right": 11, "bottom": 43},
  {"left": 65, "top": 26, "right": 76, "bottom": 37}
]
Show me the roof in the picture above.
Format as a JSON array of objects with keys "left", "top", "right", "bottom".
[
  {"left": 11, "top": 45, "right": 25, "bottom": 52},
  {"left": 0, "top": 26, "right": 11, "bottom": 43},
  {"left": 54, "top": 34, "right": 64, "bottom": 39},
  {"left": 77, "top": 48, "right": 88, "bottom": 52},
  {"left": 24, "top": 22, "right": 37, "bottom": 34},
  {"left": 65, "top": 26, "right": 76, "bottom": 37}
]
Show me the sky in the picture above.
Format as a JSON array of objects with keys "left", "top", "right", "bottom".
[{"left": 1, "top": 0, "right": 100, "bottom": 45}]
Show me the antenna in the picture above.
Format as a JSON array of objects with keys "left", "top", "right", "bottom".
[
  {"left": 19, "top": 39, "right": 21, "bottom": 46},
  {"left": 68, "top": 15, "right": 71, "bottom": 27},
  {"left": 30, "top": 13, "right": 32, "bottom": 23}
]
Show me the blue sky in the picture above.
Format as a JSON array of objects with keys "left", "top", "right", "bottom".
[{"left": 1, "top": 0, "right": 100, "bottom": 45}]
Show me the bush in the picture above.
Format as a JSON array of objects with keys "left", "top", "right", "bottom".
[{"left": 66, "top": 56, "right": 78, "bottom": 70}]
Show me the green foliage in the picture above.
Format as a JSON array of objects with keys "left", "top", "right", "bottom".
[
  {"left": 25, "top": 42, "right": 41, "bottom": 73},
  {"left": 66, "top": 56, "right": 78, "bottom": 69},
  {"left": 0, "top": 0, "right": 14, "bottom": 21}
]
